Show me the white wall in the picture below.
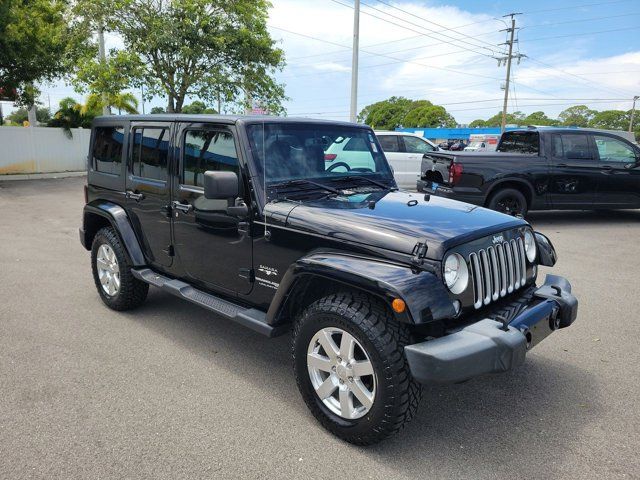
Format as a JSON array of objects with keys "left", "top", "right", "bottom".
[{"left": 0, "top": 127, "right": 90, "bottom": 175}]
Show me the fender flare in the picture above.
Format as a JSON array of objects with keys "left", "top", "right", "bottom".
[
  {"left": 81, "top": 201, "right": 146, "bottom": 266},
  {"left": 266, "top": 251, "right": 456, "bottom": 325}
]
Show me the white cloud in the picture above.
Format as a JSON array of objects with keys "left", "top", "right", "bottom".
[{"left": 269, "top": 0, "right": 640, "bottom": 123}]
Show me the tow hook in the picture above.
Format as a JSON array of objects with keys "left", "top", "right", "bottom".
[
  {"left": 549, "top": 305, "right": 561, "bottom": 330},
  {"left": 493, "top": 314, "right": 510, "bottom": 332}
]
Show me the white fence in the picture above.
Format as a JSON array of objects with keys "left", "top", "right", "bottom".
[{"left": 0, "top": 127, "right": 90, "bottom": 175}]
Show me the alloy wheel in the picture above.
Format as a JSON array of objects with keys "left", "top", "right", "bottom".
[
  {"left": 96, "top": 244, "right": 120, "bottom": 296},
  {"left": 307, "top": 327, "right": 376, "bottom": 420}
]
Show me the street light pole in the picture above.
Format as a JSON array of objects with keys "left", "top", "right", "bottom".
[
  {"left": 349, "top": 0, "right": 360, "bottom": 123},
  {"left": 630, "top": 95, "right": 639, "bottom": 133}
]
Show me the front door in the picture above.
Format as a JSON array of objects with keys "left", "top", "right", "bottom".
[
  {"left": 548, "top": 133, "right": 600, "bottom": 209},
  {"left": 171, "top": 122, "right": 253, "bottom": 295},
  {"left": 592, "top": 134, "right": 640, "bottom": 208},
  {"left": 125, "top": 122, "right": 173, "bottom": 268},
  {"left": 400, "top": 135, "right": 438, "bottom": 189}
]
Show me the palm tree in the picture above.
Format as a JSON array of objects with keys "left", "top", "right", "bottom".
[{"left": 84, "top": 92, "right": 139, "bottom": 116}]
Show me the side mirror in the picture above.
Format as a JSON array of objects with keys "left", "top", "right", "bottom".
[{"left": 204, "top": 171, "right": 239, "bottom": 199}]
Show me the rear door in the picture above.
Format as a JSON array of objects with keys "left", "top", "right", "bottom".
[
  {"left": 376, "top": 134, "right": 407, "bottom": 187},
  {"left": 548, "top": 133, "right": 599, "bottom": 209},
  {"left": 592, "top": 134, "right": 640, "bottom": 207},
  {"left": 125, "top": 122, "right": 173, "bottom": 268},
  {"left": 171, "top": 122, "right": 253, "bottom": 295}
]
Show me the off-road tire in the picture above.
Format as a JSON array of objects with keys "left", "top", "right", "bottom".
[
  {"left": 487, "top": 187, "right": 528, "bottom": 217},
  {"left": 91, "top": 226, "right": 148, "bottom": 311},
  {"left": 292, "top": 292, "right": 422, "bottom": 445}
]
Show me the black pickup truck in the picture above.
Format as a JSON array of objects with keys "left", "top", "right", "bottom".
[
  {"left": 417, "top": 127, "right": 640, "bottom": 216},
  {"left": 80, "top": 116, "right": 577, "bottom": 445}
]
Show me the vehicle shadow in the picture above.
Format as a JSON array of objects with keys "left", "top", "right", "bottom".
[
  {"left": 125, "top": 289, "right": 600, "bottom": 478},
  {"left": 527, "top": 208, "right": 640, "bottom": 227}
]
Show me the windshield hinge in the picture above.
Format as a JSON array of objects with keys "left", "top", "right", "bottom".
[{"left": 411, "top": 242, "right": 428, "bottom": 265}]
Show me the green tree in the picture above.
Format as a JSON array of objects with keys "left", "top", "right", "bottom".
[
  {"left": 558, "top": 105, "right": 596, "bottom": 127},
  {"left": 402, "top": 102, "right": 456, "bottom": 128},
  {"left": 104, "top": 0, "right": 286, "bottom": 113},
  {"left": 84, "top": 92, "right": 139, "bottom": 115},
  {"left": 5, "top": 106, "right": 51, "bottom": 125},
  {"left": 182, "top": 101, "right": 217, "bottom": 114},
  {"left": 469, "top": 119, "right": 487, "bottom": 128},
  {"left": 0, "top": 0, "right": 89, "bottom": 106},
  {"left": 150, "top": 106, "right": 165, "bottom": 114},
  {"left": 483, "top": 111, "right": 525, "bottom": 127},
  {"left": 358, "top": 97, "right": 456, "bottom": 129},
  {"left": 589, "top": 110, "right": 630, "bottom": 130},
  {"left": 48, "top": 96, "right": 97, "bottom": 135},
  {"left": 522, "top": 111, "right": 559, "bottom": 126}
]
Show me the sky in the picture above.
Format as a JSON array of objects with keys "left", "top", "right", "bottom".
[{"left": 13, "top": 0, "right": 640, "bottom": 124}]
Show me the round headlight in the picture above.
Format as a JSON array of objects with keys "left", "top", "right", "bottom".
[
  {"left": 444, "top": 253, "right": 469, "bottom": 294},
  {"left": 524, "top": 230, "right": 537, "bottom": 263}
]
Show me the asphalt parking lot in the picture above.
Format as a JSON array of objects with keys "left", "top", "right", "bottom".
[{"left": 1, "top": 176, "right": 639, "bottom": 479}]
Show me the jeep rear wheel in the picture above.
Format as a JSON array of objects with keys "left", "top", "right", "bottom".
[
  {"left": 292, "top": 292, "right": 422, "bottom": 445},
  {"left": 91, "top": 227, "right": 148, "bottom": 311}
]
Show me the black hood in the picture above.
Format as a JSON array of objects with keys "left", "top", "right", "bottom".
[{"left": 271, "top": 190, "right": 527, "bottom": 260}]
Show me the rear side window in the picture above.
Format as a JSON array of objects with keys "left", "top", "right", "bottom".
[
  {"left": 343, "top": 137, "right": 368, "bottom": 151},
  {"left": 377, "top": 135, "right": 400, "bottom": 153},
  {"left": 497, "top": 131, "right": 539, "bottom": 154},
  {"left": 557, "top": 134, "right": 593, "bottom": 160},
  {"left": 93, "top": 127, "right": 124, "bottom": 175},
  {"left": 182, "top": 130, "right": 239, "bottom": 187},
  {"left": 130, "top": 127, "right": 169, "bottom": 181}
]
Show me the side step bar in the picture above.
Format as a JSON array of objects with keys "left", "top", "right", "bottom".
[{"left": 132, "top": 268, "right": 287, "bottom": 338}]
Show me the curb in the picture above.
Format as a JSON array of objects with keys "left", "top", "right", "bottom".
[{"left": 0, "top": 171, "right": 86, "bottom": 181}]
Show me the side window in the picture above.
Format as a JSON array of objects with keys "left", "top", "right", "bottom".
[
  {"left": 593, "top": 135, "right": 636, "bottom": 163},
  {"left": 183, "top": 130, "right": 239, "bottom": 187},
  {"left": 558, "top": 134, "right": 593, "bottom": 160},
  {"left": 93, "top": 126, "right": 124, "bottom": 175},
  {"left": 403, "top": 135, "right": 436, "bottom": 154},
  {"left": 131, "top": 127, "right": 169, "bottom": 181},
  {"left": 377, "top": 135, "right": 400, "bottom": 153},
  {"left": 343, "top": 137, "right": 368, "bottom": 151}
]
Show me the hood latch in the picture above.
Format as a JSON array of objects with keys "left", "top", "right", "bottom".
[{"left": 411, "top": 242, "right": 428, "bottom": 265}]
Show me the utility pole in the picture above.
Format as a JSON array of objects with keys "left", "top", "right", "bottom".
[
  {"left": 141, "top": 84, "right": 145, "bottom": 114},
  {"left": 630, "top": 95, "right": 639, "bottom": 133},
  {"left": 349, "top": 0, "right": 360, "bottom": 123},
  {"left": 495, "top": 13, "right": 525, "bottom": 133},
  {"left": 97, "top": 26, "right": 111, "bottom": 116}
]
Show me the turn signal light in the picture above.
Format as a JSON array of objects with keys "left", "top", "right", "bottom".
[{"left": 391, "top": 298, "right": 406, "bottom": 313}]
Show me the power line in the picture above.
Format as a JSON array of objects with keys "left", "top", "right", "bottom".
[
  {"left": 521, "top": 0, "right": 635, "bottom": 15},
  {"left": 368, "top": 0, "right": 499, "bottom": 51},
  {"left": 328, "top": 0, "right": 502, "bottom": 59},
  {"left": 523, "top": 25, "right": 640, "bottom": 42}
]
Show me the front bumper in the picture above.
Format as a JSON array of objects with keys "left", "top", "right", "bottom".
[{"left": 405, "top": 274, "right": 578, "bottom": 384}]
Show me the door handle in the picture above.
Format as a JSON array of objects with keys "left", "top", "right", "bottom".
[
  {"left": 125, "top": 190, "right": 144, "bottom": 202},
  {"left": 601, "top": 165, "right": 613, "bottom": 173},
  {"left": 556, "top": 163, "right": 568, "bottom": 168},
  {"left": 171, "top": 201, "right": 193, "bottom": 214}
]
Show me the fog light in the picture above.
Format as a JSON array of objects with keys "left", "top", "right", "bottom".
[{"left": 392, "top": 298, "right": 406, "bottom": 313}]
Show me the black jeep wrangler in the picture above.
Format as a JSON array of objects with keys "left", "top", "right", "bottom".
[{"left": 80, "top": 115, "right": 578, "bottom": 445}]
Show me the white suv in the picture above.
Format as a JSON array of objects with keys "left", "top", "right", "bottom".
[{"left": 374, "top": 131, "right": 439, "bottom": 189}]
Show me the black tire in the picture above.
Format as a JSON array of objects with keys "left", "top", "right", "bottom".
[
  {"left": 292, "top": 292, "right": 422, "bottom": 445},
  {"left": 91, "top": 226, "right": 148, "bottom": 311},
  {"left": 487, "top": 188, "right": 528, "bottom": 217}
]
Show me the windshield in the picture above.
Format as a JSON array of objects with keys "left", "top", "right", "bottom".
[{"left": 246, "top": 123, "right": 394, "bottom": 196}]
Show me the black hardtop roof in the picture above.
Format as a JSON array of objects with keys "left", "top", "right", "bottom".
[
  {"left": 508, "top": 126, "right": 626, "bottom": 135},
  {"left": 92, "top": 114, "right": 369, "bottom": 129}
]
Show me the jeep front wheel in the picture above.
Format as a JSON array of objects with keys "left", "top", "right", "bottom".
[
  {"left": 91, "top": 226, "right": 148, "bottom": 311},
  {"left": 292, "top": 292, "right": 422, "bottom": 445}
]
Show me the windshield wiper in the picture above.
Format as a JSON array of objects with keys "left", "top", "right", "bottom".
[
  {"left": 270, "top": 179, "right": 342, "bottom": 195},
  {"left": 332, "top": 175, "right": 397, "bottom": 191}
]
